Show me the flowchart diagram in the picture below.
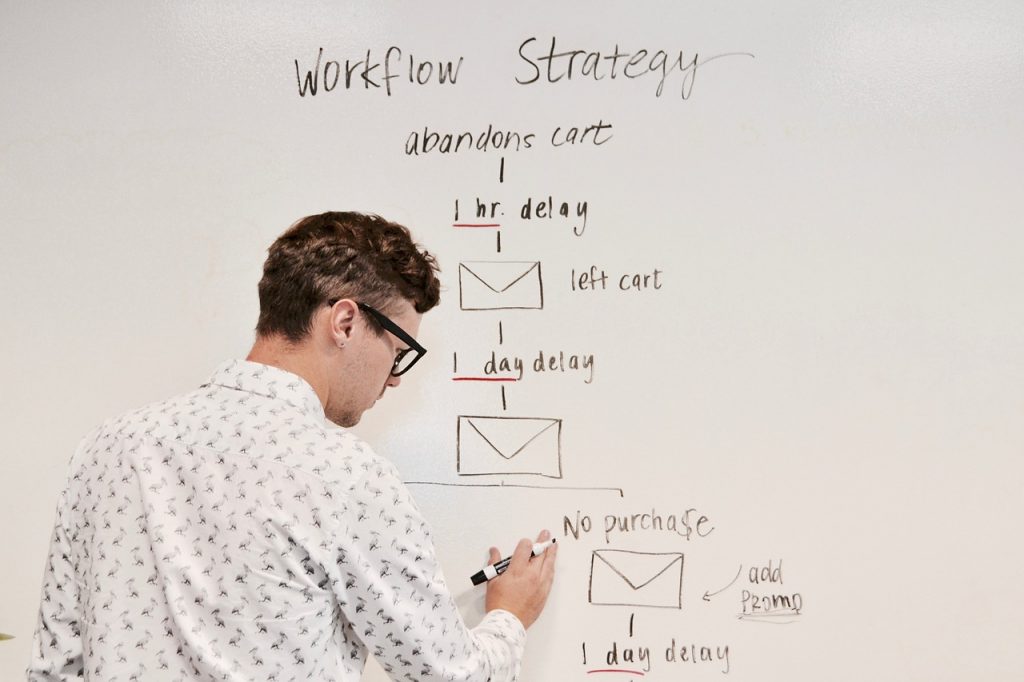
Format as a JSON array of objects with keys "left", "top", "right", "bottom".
[{"left": 391, "top": 43, "right": 807, "bottom": 676}]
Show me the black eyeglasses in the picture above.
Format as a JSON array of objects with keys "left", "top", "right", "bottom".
[{"left": 326, "top": 299, "right": 426, "bottom": 376}]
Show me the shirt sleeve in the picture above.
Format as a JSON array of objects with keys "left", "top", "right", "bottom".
[
  {"left": 27, "top": 485, "right": 84, "bottom": 681},
  {"left": 325, "top": 458, "right": 526, "bottom": 682}
]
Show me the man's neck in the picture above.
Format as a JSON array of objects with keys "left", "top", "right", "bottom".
[{"left": 247, "top": 336, "right": 329, "bottom": 409}]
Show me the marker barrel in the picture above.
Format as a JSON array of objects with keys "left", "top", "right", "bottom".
[{"left": 469, "top": 539, "right": 556, "bottom": 585}]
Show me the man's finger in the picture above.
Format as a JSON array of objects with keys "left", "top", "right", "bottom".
[
  {"left": 539, "top": 539, "right": 558, "bottom": 572},
  {"left": 533, "top": 529, "right": 554, "bottom": 569},
  {"left": 538, "top": 541, "right": 556, "bottom": 583},
  {"left": 508, "top": 537, "right": 533, "bottom": 571}
]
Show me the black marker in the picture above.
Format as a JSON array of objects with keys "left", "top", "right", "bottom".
[{"left": 470, "top": 539, "right": 556, "bottom": 586}]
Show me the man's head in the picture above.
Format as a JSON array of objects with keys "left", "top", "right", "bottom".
[{"left": 251, "top": 211, "right": 441, "bottom": 426}]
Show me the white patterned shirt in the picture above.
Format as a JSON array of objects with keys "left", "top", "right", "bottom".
[{"left": 28, "top": 360, "right": 525, "bottom": 681}]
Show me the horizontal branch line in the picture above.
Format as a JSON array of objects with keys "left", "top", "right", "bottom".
[{"left": 405, "top": 481, "right": 625, "bottom": 497}]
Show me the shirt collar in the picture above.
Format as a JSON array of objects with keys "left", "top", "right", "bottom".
[{"left": 203, "top": 359, "right": 326, "bottom": 422}]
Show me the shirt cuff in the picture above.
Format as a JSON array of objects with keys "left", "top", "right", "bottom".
[
  {"left": 482, "top": 608, "right": 527, "bottom": 642},
  {"left": 473, "top": 609, "right": 527, "bottom": 681}
]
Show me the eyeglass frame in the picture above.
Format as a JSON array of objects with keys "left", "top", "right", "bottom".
[{"left": 325, "top": 299, "right": 426, "bottom": 377}]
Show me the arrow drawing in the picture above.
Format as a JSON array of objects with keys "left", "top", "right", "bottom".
[{"left": 702, "top": 564, "right": 742, "bottom": 602}]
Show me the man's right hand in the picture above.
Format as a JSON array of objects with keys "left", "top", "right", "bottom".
[{"left": 484, "top": 529, "right": 558, "bottom": 629}]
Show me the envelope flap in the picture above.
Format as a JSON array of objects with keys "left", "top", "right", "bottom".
[
  {"left": 594, "top": 551, "right": 683, "bottom": 590},
  {"left": 465, "top": 418, "right": 558, "bottom": 459},
  {"left": 460, "top": 262, "right": 539, "bottom": 293}
]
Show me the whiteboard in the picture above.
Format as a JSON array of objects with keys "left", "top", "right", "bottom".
[{"left": 2, "top": 2, "right": 1022, "bottom": 680}]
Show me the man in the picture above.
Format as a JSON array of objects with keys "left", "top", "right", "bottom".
[{"left": 29, "top": 212, "right": 557, "bottom": 681}]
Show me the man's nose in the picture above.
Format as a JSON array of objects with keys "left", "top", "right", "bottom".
[{"left": 385, "top": 374, "right": 402, "bottom": 389}]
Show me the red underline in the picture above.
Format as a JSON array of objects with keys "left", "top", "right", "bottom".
[
  {"left": 453, "top": 223, "right": 501, "bottom": 228},
  {"left": 452, "top": 377, "right": 518, "bottom": 382},
  {"left": 587, "top": 670, "right": 646, "bottom": 676}
]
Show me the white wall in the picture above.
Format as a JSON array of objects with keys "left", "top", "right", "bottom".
[{"left": 2, "top": 2, "right": 1022, "bottom": 679}]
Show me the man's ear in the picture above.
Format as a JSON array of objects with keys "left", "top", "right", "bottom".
[{"left": 327, "top": 299, "right": 359, "bottom": 348}]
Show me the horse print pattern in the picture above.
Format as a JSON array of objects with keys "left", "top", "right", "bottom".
[{"left": 29, "top": 360, "right": 525, "bottom": 681}]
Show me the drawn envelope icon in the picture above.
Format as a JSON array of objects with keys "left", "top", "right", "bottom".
[
  {"left": 588, "top": 550, "right": 684, "bottom": 609},
  {"left": 459, "top": 261, "right": 543, "bottom": 310},
  {"left": 457, "top": 416, "right": 562, "bottom": 478}
]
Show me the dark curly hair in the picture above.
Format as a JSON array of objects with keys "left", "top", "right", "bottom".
[{"left": 255, "top": 212, "right": 441, "bottom": 342}]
